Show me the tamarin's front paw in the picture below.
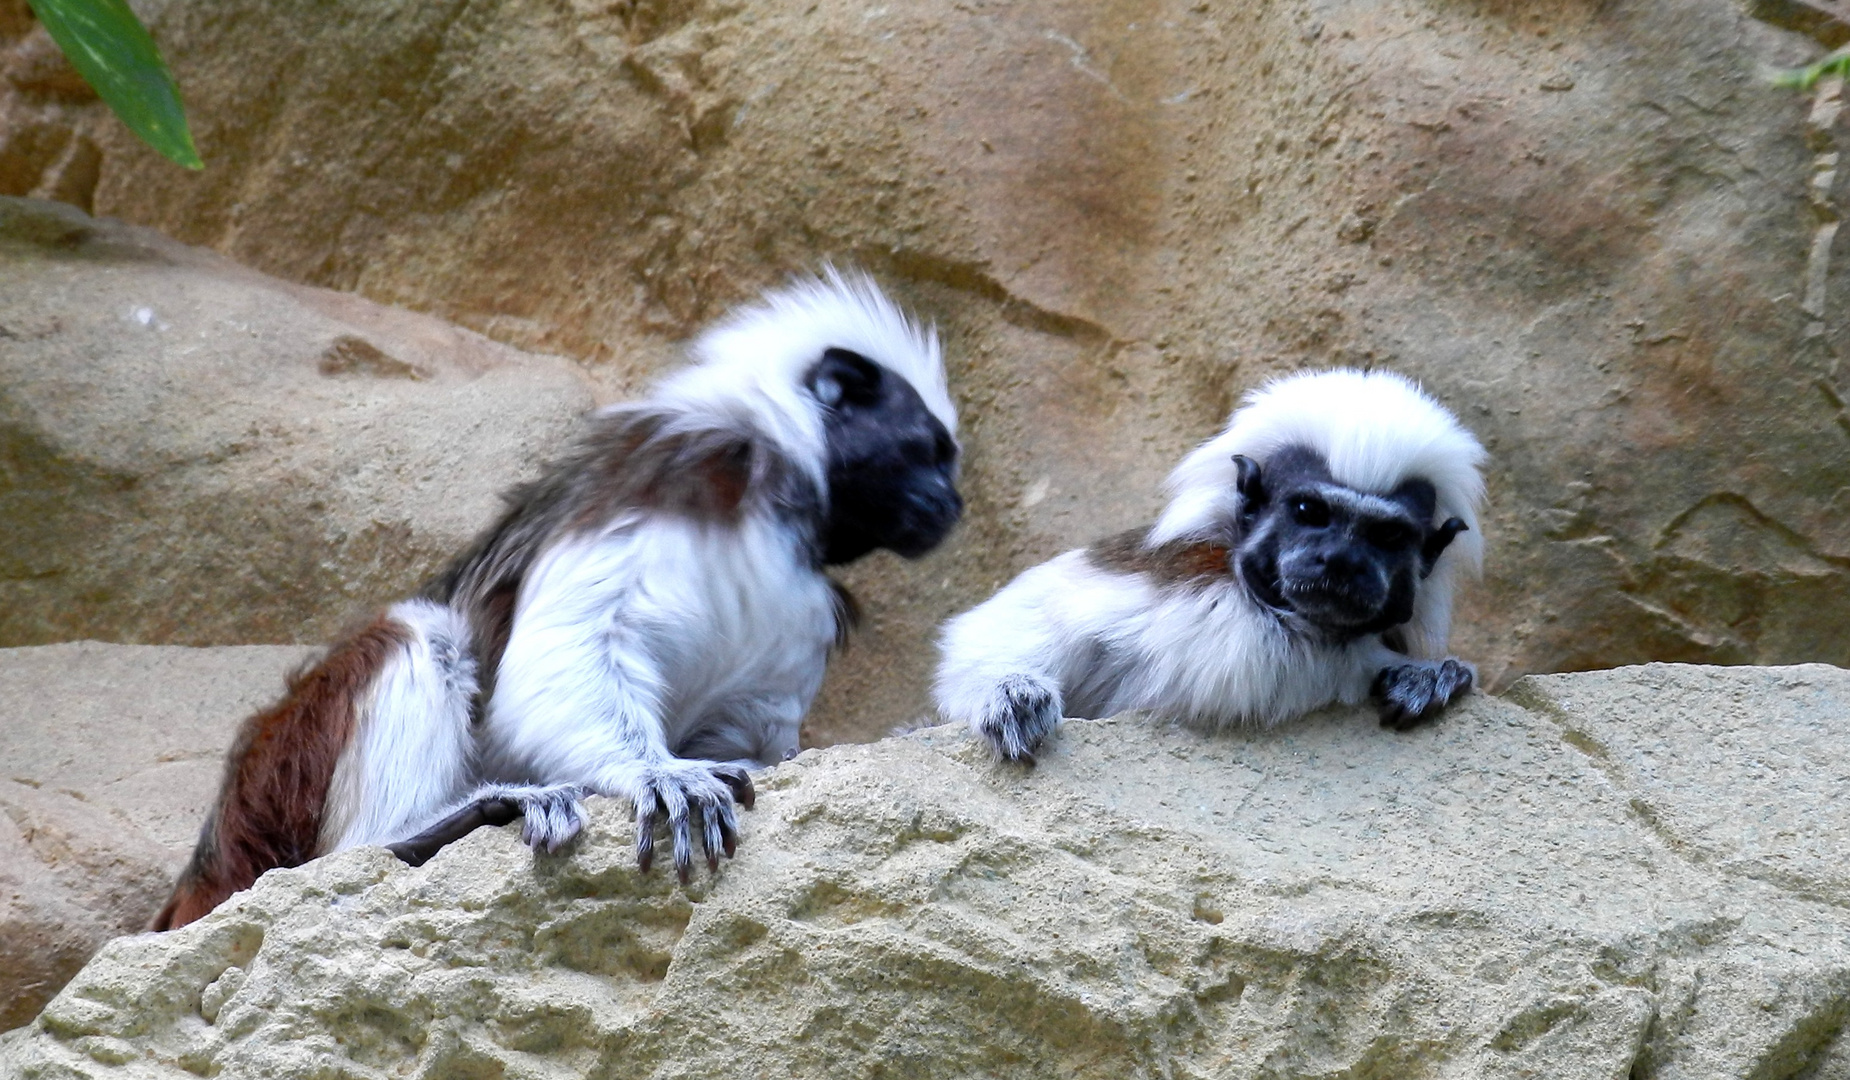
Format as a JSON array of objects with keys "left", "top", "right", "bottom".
[
  {"left": 1372, "top": 658, "right": 1474, "bottom": 731},
  {"left": 632, "top": 762, "right": 756, "bottom": 884},
  {"left": 974, "top": 676, "right": 1061, "bottom": 765}
]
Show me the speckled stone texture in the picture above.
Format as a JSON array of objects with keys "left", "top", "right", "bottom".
[{"left": 6, "top": 663, "right": 1849, "bottom": 1078}]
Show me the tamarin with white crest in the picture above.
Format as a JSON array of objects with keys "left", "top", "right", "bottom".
[
  {"left": 156, "top": 271, "right": 962, "bottom": 929},
  {"left": 936, "top": 368, "right": 1486, "bottom": 763}
]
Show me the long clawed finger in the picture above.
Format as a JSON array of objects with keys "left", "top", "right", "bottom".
[
  {"left": 672, "top": 829, "right": 694, "bottom": 884},
  {"left": 635, "top": 796, "right": 659, "bottom": 873},
  {"left": 716, "top": 768, "right": 756, "bottom": 810},
  {"left": 1436, "top": 663, "right": 1473, "bottom": 705},
  {"left": 1384, "top": 695, "right": 1445, "bottom": 730},
  {"left": 525, "top": 799, "right": 566, "bottom": 852},
  {"left": 666, "top": 803, "right": 694, "bottom": 885},
  {"left": 719, "top": 803, "right": 740, "bottom": 859},
  {"left": 707, "top": 798, "right": 742, "bottom": 861},
  {"left": 1378, "top": 696, "right": 1422, "bottom": 730},
  {"left": 702, "top": 802, "right": 726, "bottom": 872},
  {"left": 545, "top": 804, "right": 579, "bottom": 852}
]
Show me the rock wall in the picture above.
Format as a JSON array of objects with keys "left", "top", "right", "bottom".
[
  {"left": 0, "top": 642, "right": 317, "bottom": 1032},
  {"left": 2, "top": 0, "right": 1848, "bottom": 739},
  {"left": 6, "top": 2, "right": 1849, "bottom": 1063},
  {"left": 5, "top": 663, "right": 1850, "bottom": 1078},
  {"left": 5, "top": 0, "right": 1850, "bottom": 744}
]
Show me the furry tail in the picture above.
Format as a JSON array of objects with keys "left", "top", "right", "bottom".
[{"left": 151, "top": 616, "right": 410, "bottom": 930}]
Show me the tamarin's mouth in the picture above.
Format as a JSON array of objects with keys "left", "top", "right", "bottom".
[{"left": 1282, "top": 578, "right": 1384, "bottom": 622}]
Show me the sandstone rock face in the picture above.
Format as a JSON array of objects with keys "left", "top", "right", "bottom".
[
  {"left": 0, "top": 642, "right": 318, "bottom": 1032},
  {"left": 6, "top": 0, "right": 1849, "bottom": 743},
  {"left": 0, "top": 197, "right": 595, "bottom": 647},
  {"left": 5, "top": 663, "right": 1850, "bottom": 1077}
]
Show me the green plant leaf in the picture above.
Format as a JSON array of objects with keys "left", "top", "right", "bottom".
[
  {"left": 1770, "top": 47, "right": 1850, "bottom": 92},
  {"left": 26, "top": 0, "right": 201, "bottom": 169}
]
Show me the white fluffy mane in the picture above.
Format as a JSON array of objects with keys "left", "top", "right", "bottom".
[
  {"left": 1151, "top": 368, "right": 1487, "bottom": 658},
  {"left": 634, "top": 269, "right": 952, "bottom": 487}
]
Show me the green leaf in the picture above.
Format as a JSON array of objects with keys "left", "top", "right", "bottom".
[
  {"left": 1770, "top": 47, "right": 1850, "bottom": 93},
  {"left": 26, "top": 0, "right": 201, "bottom": 169}
]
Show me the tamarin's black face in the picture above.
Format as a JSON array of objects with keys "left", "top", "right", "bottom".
[
  {"left": 808, "top": 348, "right": 963, "bottom": 565},
  {"left": 1233, "top": 445, "right": 1466, "bottom": 639}
]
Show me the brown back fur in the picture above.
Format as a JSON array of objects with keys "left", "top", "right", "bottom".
[
  {"left": 152, "top": 616, "right": 408, "bottom": 930},
  {"left": 1086, "top": 527, "right": 1234, "bottom": 586},
  {"left": 421, "top": 406, "right": 817, "bottom": 706}
]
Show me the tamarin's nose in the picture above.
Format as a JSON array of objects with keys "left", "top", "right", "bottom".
[{"left": 1318, "top": 549, "right": 1362, "bottom": 577}]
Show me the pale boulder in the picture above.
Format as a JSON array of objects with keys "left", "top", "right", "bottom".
[{"left": 5, "top": 663, "right": 1849, "bottom": 1077}]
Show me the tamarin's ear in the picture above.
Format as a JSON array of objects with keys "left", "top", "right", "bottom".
[
  {"left": 809, "top": 348, "right": 884, "bottom": 408},
  {"left": 1421, "top": 517, "right": 1469, "bottom": 577},
  {"left": 1232, "top": 454, "right": 1265, "bottom": 510}
]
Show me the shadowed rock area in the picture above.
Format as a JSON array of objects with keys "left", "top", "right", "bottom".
[
  {"left": 5, "top": 663, "right": 1849, "bottom": 1077},
  {"left": 0, "top": 197, "right": 594, "bottom": 648}
]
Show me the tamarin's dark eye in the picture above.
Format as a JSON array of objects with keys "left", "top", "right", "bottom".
[
  {"left": 934, "top": 432, "right": 957, "bottom": 467},
  {"left": 1366, "top": 522, "right": 1412, "bottom": 549},
  {"left": 1292, "top": 498, "right": 1331, "bottom": 528}
]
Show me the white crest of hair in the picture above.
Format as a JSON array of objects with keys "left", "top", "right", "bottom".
[
  {"left": 629, "top": 267, "right": 954, "bottom": 489},
  {"left": 1150, "top": 367, "right": 1487, "bottom": 657}
]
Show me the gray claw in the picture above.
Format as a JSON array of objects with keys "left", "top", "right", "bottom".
[{"left": 636, "top": 797, "right": 659, "bottom": 873}]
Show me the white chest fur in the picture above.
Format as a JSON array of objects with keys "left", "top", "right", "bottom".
[
  {"left": 482, "top": 513, "right": 837, "bottom": 777},
  {"left": 1109, "top": 577, "right": 1382, "bottom": 726}
]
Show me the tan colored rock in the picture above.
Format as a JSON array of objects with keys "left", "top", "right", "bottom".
[
  {"left": 0, "top": 196, "right": 595, "bottom": 647},
  {"left": 0, "top": 17, "right": 104, "bottom": 211},
  {"left": 6, "top": 0, "right": 1849, "bottom": 745},
  {"left": 4, "top": 663, "right": 1849, "bottom": 1076},
  {"left": 0, "top": 642, "right": 317, "bottom": 1032}
]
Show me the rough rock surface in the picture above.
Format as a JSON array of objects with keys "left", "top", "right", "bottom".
[
  {"left": 5, "top": 662, "right": 1849, "bottom": 1077},
  {"left": 0, "top": 642, "right": 318, "bottom": 1032},
  {"left": 0, "top": 196, "right": 595, "bottom": 648},
  {"left": 6, "top": 0, "right": 1850, "bottom": 742}
]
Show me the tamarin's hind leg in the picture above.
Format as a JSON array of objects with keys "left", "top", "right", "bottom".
[
  {"left": 153, "top": 611, "right": 419, "bottom": 930},
  {"left": 153, "top": 600, "right": 479, "bottom": 931},
  {"left": 329, "top": 602, "right": 591, "bottom": 869},
  {"left": 967, "top": 674, "right": 1063, "bottom": 765},
  {"left": 319, "top": 600, "right": 479, "bottom": 853}
]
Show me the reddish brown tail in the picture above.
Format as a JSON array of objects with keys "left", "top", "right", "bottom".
[{"left": 152, "top": 616, "right": 408, "bottom": 930}]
